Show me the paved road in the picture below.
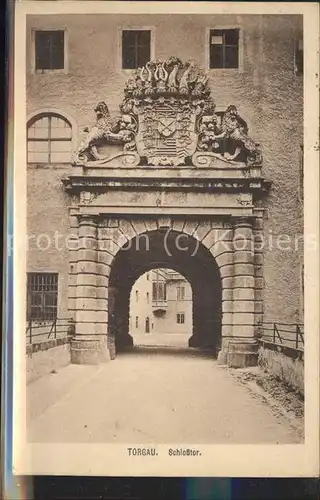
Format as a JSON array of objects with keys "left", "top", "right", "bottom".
[
  {"left": 27, "top": 346, "right": 302, "bottom": 444},
  {"left": 132, "top": 332, "right": 191, "bottom": 347}
]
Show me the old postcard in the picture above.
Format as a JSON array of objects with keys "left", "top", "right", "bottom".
[{"left": 10, "top": 1, "right": 319, "bottom": 477}]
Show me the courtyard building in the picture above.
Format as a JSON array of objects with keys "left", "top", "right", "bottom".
[{"left": 129, "top": 269, "right": 192, "bottom": 339}]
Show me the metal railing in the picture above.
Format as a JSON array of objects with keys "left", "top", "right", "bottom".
[
  {"left": 152, "top": 299, "right": 168, "bottom": 308},
  {"left": 26, "top": 317, "right": 73, "bottom": 344},
  {"left": 256, "top": 322, "right": 304, "bottom": 355}
]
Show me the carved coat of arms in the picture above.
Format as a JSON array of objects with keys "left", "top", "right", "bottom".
[
  {"left": 73, "top": 57, "right": 262, "bottom": 168},
  {"left": 134, "top": 97, "right": 198, "bottom": 166}
]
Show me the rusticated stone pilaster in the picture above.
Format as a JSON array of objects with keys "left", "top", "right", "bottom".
[
  {"left": 218, "top": 217, "right": 256, "bottom": 366},
  {"left": 253, "top": 208, "right": 265, "bottom": 334},
  {"left": 71, "top": 215, "right": 109, "bottom": 364}
]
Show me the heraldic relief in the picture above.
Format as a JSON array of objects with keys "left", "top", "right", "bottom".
[{"left": 73, "top": 57, "right": 262, "bottom": 168}]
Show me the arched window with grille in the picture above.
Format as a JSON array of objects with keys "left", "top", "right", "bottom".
[{"left": 27, "top": 113, "right": 73, "bottom": 163}]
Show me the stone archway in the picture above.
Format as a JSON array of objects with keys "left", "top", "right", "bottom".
[
  {"left": 107, "top": 228, "right": 222, "bottom": 355},
  {"left": 64, "top": 56, "right": 269, "bottom": 367},
  {"left": 69, "top": 214, "right": 259, "bottom": 365}
]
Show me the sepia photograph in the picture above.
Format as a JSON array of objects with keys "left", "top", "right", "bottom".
[{"left": 11, "top": 1, "right": 319, "bottom": 478}]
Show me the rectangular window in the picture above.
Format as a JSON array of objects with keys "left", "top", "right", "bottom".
[
  {"left": 294, "top": 39, "right": 303, "bottom": 76},
  {"left": 35, "top": 30, "right": 65, "bottom": 70},
  {"left": 27, "top": 273, "right": 58, "bottom": 320},
  {"left": 135, "top": 316, "right": 139, "bottom": 328},
  {"left": 122, "top": 30, "right": 151, "bottom": 69},
  {"left": 177, "top": 313, "right": 185, "bottom": 324},
  {"left": 146, "top": 292, "right": 149, "bottom": 303},
  {"left": 135, "top": 290, "right": 139, "bottom": 302},
  {"left": 177, "top": 286, "right": 185, "bottom": 301},
  {"left": 209, "top": 29, "right": 239, "bottom": 69},
  {"left": 152, "top": 281, "right": 167, "bottom": 301}
]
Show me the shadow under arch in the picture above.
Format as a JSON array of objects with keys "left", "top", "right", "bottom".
[{"left": 108, "top": 229, "right": 222, "bottom": 356}]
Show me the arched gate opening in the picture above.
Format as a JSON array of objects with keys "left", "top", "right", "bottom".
[{"left": 108, "top": 229, "right": 222, "bottom": 356}]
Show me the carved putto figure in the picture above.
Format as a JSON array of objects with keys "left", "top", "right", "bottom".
[
  {"left": 73, "top": 57, "right": 262, "bottom": 168},
  {"left": 198, "top": 115, "right": 221, "bottom": 152}
]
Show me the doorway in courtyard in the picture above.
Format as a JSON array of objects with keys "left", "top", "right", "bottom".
[
  {"left": 108, "top": 228, "right": 222, "bottom": 356},
  {"left": 129, "top": 267, "right": 193, "bottom": 348}
]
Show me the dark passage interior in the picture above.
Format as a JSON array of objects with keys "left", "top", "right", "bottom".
[{"left": 108, "top": 227, "right": 222, "bottom": 356}]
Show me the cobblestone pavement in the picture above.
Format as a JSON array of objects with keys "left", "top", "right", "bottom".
[{"left": 27, "top": 346, "right": 303, "bottom": 444}]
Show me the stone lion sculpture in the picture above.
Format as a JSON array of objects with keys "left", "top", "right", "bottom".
[
  {"left": 197, "top": 105, "right": 260, "bottom": 163},
  {"left": 74, "top": 101, "right": 137, "bottom": 163},
  {"left": 218, "top": 105, "right": 257, "bottom": 161}
]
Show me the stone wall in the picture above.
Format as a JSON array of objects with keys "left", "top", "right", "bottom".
[
  {"left": 258, "top": 346, "right": 304, "bottom": 395},
  {"left": 27, "top": 165, "right": 72, "bottom": 319},
  {"left": 26, "top": 14, "right": 303, "bottom": 327},
  {"left": 26, "top": 337, "right": 71, "bottom": 383},
  {"left": 156, "top": 280, "right": 193, "bottom": 335}
]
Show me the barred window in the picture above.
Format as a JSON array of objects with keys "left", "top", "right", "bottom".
[
  {"left": 27, "top": 114, "right": 72, "bottom": 163},
  {"left": 177, "top": 313, "right": 185, "bottom": 324},
  {"left": 27, "top": 273, "right": 58, "bottom": 320},
  {"left": 122, "top": 30, "right": 151, "bottom": 69},
  {"left": 209, "top": 29, "right": 239, "bottom": 69},
  {"left": 35, "top": 30, "right": 65, "bottom": 70}
]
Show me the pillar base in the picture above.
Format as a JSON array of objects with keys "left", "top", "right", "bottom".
[
  {"left": 217, "top": 349, "right": 228, "bottom": 365},
  {"left": 227, "top": 341, "right": 259, "bottom": 369},
  {"left": 107, "top": 334, "right": 116, "bottom": 360},
  {"left": 70, "top": 339, "right": 110, "bottom": 365}
]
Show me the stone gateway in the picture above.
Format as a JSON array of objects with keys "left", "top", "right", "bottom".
[
  {"left": 61, "top": 57, "right": 269, "bottom": 365},
  {"left": 26, "top": 14, "right": 303, "bottom": 370}
]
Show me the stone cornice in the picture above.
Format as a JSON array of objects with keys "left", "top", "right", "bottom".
[{"left": 62, "top": 173, "right": 271, "bottom": 195}]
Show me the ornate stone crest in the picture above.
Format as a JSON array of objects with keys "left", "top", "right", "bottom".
[
  {"left": 73, "top": 57, "right": 262, "bottom": 168},
  {"left": 134, "top": 96, "right": 199, "bottom": 166}
]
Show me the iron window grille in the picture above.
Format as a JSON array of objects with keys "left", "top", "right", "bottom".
[
  {"left": 209, "top": 29, "right": 240, "bottom": 69},
  {"left": 122, "top": 30, "right": 151, "bottom": 69},
  {"left": 35, "top": 30, "right": 65, "bottom": 70},
  {"left": 27, "top": 113, "right": 72, "bottom": 163},
  {"left": 177, "top": 313, "right": 185, "bottom": 324},
  {"left": 27, "top": 273, "right": 58, "bottom": 320}
]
